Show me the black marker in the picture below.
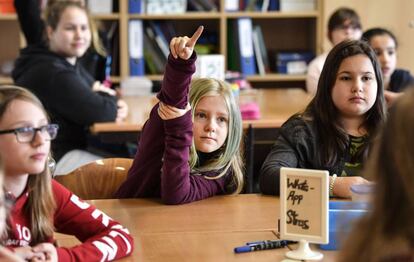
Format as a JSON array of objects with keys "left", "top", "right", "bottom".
[{"left": 234, "top": 240, "right": 292, "bottom": 253}]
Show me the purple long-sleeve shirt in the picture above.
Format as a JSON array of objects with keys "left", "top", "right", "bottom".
[{"left": 115, "top": 53, "right": 230, "bottom": 204}]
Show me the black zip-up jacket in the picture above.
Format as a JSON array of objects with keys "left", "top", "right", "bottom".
[
  {"left": 12, "top": 46, "right": 117, "bottom": 160},
  {"left": 13, "top": 0, "right": 108, "bottom": 81},
  {"left": 389, "top": 69, "right": 414, "bottom": 93},
  {"left": 259, "top": 116, "right": 364, "bottom": 195}
]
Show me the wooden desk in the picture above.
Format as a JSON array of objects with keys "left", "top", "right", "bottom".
[
  {"left": 240, "top": 88, "right": 312, "bottom": 129},
  {"left": 91, "top": 88, "right": 312, "bottom": 134},
  {"left": 57, "top": 231, "right": 283, "bottom": 262},
  {"left": 91, "top": 194, "right": 278, "bottom": 235},
  {"left": 55, "top": 194, "right": 338, "bottom": 261}
]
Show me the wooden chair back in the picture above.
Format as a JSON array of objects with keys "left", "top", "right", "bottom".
[{"left": 54, "top": 158, "right": 132, "bottom": 200}]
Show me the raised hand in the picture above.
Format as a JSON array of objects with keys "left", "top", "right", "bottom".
[{"left": 169, "top": 26, "right": 204, "bottom": 60}]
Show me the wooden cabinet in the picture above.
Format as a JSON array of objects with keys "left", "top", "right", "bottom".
[{"left": 0, "top": 0, "right": 323, "bottom": 88}]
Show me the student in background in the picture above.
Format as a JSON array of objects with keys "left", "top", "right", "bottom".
[
  {"left": 0, "top": 85, "right": 133, "bottom": 261},
  {"left": 306, "top": 7, "right": 362, "bottom": 95},
  {"left": 12, "top": 2, "right": 128, "bottom": 175},
  {"left": 260, "top": 40, "right": 386, "bottom": 197},
  {"left": 362, "top": 27, "right": 414, "bottom": 107},
  {"left": 116, "top": 26, "right": 245, "bottom": 204},
  {"left": 340, "top": 88, "right": 414, "bottom": 262},
  {"left": 14, "top": 0, "right": 110, "bottom": 84}
]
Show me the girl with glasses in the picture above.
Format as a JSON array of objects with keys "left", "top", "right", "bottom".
[
  {"left": 306, "top": 7, "right": 362, "bottom": 95},
  {"left": 0, "top": 85, "right": 134, "bottom": 261},
  {"left": 0, "top": 124, "right": 58, "bottom": 143}
]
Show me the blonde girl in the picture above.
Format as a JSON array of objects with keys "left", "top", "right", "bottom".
[{"left": 116, "top": 26, "right": 244, "bottom": 204}]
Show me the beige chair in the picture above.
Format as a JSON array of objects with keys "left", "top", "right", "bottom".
[{"left": 54, "top": 158, "right": 133, "bottom": 200}]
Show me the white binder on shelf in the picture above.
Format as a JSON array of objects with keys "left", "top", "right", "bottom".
[
  {"left": 253, "top": 31, "right": 265, "bottom": 75},
  {"left": 128, "top": 20, "right": 145, "bottom": 76},
  {"left": 195, "top": 55, "right": 225, "bottom": 80},
  {"left": 224, "top": 0, "right": 239, "bottom": 11},
  {"left": 87, "top": 0, "right": 113, "bottom": 14},
  {"left": 237, "top": 18, "right": 256, "bottom": 76},
  {"left": 145, "top": 0, "right": 187, "bottom": 14},
  {"left": 280, "top": 0, "right": 315, "bottom": 11}
]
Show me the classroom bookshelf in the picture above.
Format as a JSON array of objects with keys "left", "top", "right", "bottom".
[{"left": 0, "top": 0, "right": 324, "bottom": 89}]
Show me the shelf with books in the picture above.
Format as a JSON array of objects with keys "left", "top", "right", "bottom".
[
  {"left": 224, "top": 11, "right": 319, "bottom": 18},
  {"left": 225, "top": 0, "right": 322, "bottom": 88},
  {"left": 226, "top": 16, "right": 318, "bottom": 88},
  {"left": 0, "top": 0, "right": 324, "bottom": 90},
  {"left": 128, "top": 12, "right": 222, "bottom": 20},
  {"left": 123, "top": 0, "right": 322, "bottom": 89},
  {"left": 137, "top": 18, "right": 221, "bottom": 78}
]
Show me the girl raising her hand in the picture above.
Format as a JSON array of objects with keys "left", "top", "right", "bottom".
[{"left": 116, "top": 26, "right": 244, "bottom": 204}]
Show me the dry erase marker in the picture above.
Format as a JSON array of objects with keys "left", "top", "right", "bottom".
[
  {"left": 246, "top": 240, "right": 295, "bottom": 245},
  {"left": 234, "top": 240, "right": 290, "bottom": 253}
]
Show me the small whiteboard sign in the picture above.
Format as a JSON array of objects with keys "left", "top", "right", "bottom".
[{"left": 280, "top": 167, "right": 329, "bottom": 244}]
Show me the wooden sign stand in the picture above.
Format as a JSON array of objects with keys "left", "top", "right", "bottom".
[{"left": 280, "top": 167, "right": 329, "bottom": 261}]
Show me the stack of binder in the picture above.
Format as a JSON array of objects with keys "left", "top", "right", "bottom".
[
  {"left": 227, "top": 18, "right": 257, "bottom": 76},
  {"left": 128, "top": 0, "right": 143, "bottom": 13},
  {"left": 128, "top": 20, "right": 145, "bottom": 76}
]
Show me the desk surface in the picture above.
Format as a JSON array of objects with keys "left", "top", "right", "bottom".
[
  {"left": 91, "top": 88, "right": 312, "bottom": 133},
  {"left": 89, "top": 194, "right": 278, "bottom": 235},
  {"left": 55, "top": 194, "right": 337, "bottom": 261}
]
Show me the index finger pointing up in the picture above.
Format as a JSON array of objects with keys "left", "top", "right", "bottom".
[{"left": 187, "top": 25, "right": 204, "bottom": 48}]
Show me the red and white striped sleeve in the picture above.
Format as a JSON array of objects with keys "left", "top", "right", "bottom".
[{"left": 52, "top": 180, "right": 134, "bottom": 261}]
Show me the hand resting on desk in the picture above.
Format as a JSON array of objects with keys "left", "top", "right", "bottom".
[{"left": 333, "top": 176, "right": 370, "bottom": 198}]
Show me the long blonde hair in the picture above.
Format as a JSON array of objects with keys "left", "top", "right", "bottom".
[
  {"left": 45, "top": 1, "right": 106, "bottom": 56},
  {"left": 340, "top": 88, "right": 414, "bottom": 261},
  {"left": 0, "top": 85, "right": 56, "bottom": 245},
  {"left": 189, "top": 78, "right": 244, "bottom": 194}
]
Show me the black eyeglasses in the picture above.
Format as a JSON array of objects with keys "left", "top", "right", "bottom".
[{"left": 0, "top": 124, "right": 59, "bottom": 143}]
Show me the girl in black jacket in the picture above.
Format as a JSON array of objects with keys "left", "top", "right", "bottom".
[{"left": 12, "top": 1, "right": 128, "bottom": 174}]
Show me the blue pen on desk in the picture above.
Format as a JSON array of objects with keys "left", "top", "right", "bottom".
[{"left": 234, "top": 240, "right": 291, "bottom": 253}]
